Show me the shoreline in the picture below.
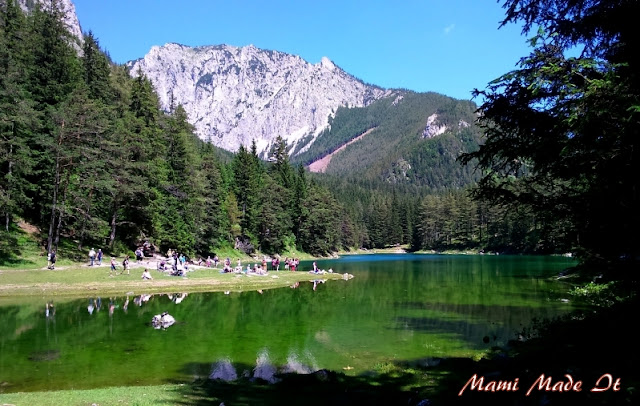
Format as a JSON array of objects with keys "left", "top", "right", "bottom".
[{"left": 0, "top": 257, "right": 351, "bottom": 301}]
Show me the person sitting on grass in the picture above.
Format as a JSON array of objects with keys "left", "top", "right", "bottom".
[
  {"left": 256, "top": 264, "right": 268, "bottom": 276},
  {"left": 141, "top": 269, "right": 153, "bottom": 280},
  {"left": 171, "top": 263, "right": 186, "bottom": 277}
]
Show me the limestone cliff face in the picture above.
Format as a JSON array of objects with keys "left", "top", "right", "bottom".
[{"left": 127, "top": 43, "right": 392, "bottom": 156}]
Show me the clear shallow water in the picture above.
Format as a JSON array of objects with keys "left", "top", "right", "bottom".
[{"left": 0, "top": 254, "right": 577, "bottom": 392}]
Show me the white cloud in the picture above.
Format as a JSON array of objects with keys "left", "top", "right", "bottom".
[{"left": 444, "top": 24, "right": 455, "bottom": 35}]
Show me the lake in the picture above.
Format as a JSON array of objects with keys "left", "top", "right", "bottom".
[{"left": 0, "top": 254, "right": 577, "bottom": 393}]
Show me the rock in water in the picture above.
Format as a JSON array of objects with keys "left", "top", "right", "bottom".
[{"left": 151, "top": 312, "right": 175, "bottom": 329}]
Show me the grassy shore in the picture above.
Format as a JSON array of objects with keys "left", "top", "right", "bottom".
[
  {"left": 0, "top": 258, "right": 348, "bottom": 301},
  {"left": 0, "top": 226, "right": 350, "bottom": 300},
  {"left": 0, "top": 384, "right": 189, "bottom": 406}
]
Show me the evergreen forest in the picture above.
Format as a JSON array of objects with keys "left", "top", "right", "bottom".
[{"left": 0, "top": 0, "right": 578, "bottom": 261}]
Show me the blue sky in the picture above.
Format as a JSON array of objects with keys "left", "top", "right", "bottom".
[{"left": 73, "top": 0, "right": 532, "bottom": 101}]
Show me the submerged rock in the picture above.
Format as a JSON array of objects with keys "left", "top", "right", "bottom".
[
  {"left": 281, "top": 352, "right": 316, "bottom": 374},
  {"left": 253, "top": 350, "right": 280, "bottom": 383},
  {"left": 28, "top": 349, "right": 60, "bottom": 362},
  {"left": 209, "top": 358, "right": 238, "bottom": 381}
]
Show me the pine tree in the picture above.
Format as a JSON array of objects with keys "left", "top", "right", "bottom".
[
  {"left": 299, "top": 185, "right": 341, "bottom": 255},
  {"left": 153, "top": 104, "right": 204, "bottom": 254},
  {"left": 46, "top": 86, "right": 107, "bottom": 252},
  {"left": 195, "top": 142, "right": 227, "bottom": 254},
  {"left": 292, "top": 164, "right": 308, "bottom": 239},
  {"left": 269, "top": 135, "right": 293, "bottom": 189},
  {"left": 102, "top": 69, "right": 161, "bottom": 250},
  {"left": 257, "top": 175, "right": 292, "bottom": 254},
  {"left": 231, "top": 144, "right": 262, "bottom": 241},
  {"left": 82, "top": 31, "right": 112, "bottom": 103}
]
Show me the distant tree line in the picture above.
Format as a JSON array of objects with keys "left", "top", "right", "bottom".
[{"left": 315, "top": 175, "right": 575, "bottom": 254}]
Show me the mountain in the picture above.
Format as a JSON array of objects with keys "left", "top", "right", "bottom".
[
  {"left": 128, "top": 42, "right": 481, "bottom": 189},
  {"left": 127, "top": 43, "right": 394, "bottom": 157}
]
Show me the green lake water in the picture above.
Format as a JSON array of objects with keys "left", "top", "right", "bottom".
[{"left": 0, "top": 254, "right": 577, "bottom": 393}]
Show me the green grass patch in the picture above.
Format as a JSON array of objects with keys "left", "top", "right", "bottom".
[
  {"left": 0, "top": 228, "right": 44, "bottom": 269},
  {"left": 0, "top": 384, "right": 200, "bottom": 406}
]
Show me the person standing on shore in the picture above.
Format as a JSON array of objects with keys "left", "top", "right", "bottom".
[
  {"left": 110, "top": 257, "right": 117, "bottom": 277},
  {"left": 97, "top": 249, "right": 103, "bottom": 265},
  {"left": 47, "top": 250, "right": 56, "bottom": 269},
  {"left": 122, "top": 255, "right": 130, "bottom": 275},
  {"left": 89, "top": 248, "right": 96, "bottom": 266}
]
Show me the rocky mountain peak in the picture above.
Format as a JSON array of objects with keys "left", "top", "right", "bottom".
[
  {"left": 320, "top": 56, "right": 335, "bottom": 71},
  {"left": 128, "top": 43, "right": 393, "bottom": 157}
]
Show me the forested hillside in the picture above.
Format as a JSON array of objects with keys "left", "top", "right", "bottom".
[
  {"left": 296, "top": 92, "right": 481, "bottom": 189},
  {"left": 0, "top": 0, "right": 575, "bottom": 261}
]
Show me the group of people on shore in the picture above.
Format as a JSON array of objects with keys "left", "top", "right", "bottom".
[
  {"left": 218, "top": 258, "right": 269, "bottom": 275},
  {"left": 109, "top": 255, "right": 131, "bottom": 277},
  {"left": 199, "top": 255, "right": 303, "bottom": 272},
  {"left": 88, "top": 248, "right": 104, "bottom": 266},
  {"left": 213, "top": 256, "right": 307, "bottom": 275},
  {"left": 152, "top": 252, "right": 326, "bottom": 278},
  {"left": 309, "top": 261, "right": 333, "bottom": 275},
  {"left": 52, "top": 244, "right": 331, "bottom": 280}
]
